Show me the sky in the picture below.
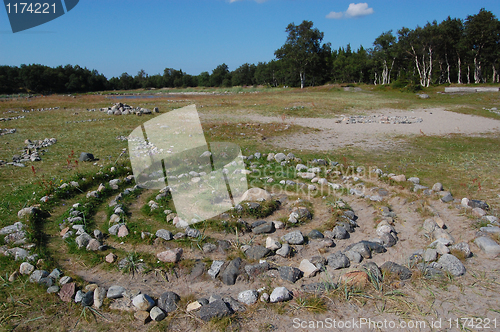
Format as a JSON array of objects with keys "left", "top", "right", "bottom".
[{"left": 1, "top": 0, "right": 499, "bottom": 79}]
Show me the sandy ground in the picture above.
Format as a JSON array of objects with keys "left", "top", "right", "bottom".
[{"left": 204, "top": 108, "right": 500, "bottom": 150}]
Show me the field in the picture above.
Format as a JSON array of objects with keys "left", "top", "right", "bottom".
[{"left": 1, "top": 84, "right": 500, "bottom": 331}]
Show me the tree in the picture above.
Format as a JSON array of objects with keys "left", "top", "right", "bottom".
[
  {"left": 373, "top": 31, "right": 397, "bottom": 84},
  {"left": 210, "top": 63, "right": 230, "bottom": 87},
  {"left": 275, "top": 20, "right": 325, "bottom": 88}
]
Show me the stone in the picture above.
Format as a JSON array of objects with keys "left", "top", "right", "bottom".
[
  {"left": 94, "top": 286, "right": 106, "bottom": 309},
  {"left": 472, "top": 208, "right": 487, "bottom": 217},
  {"left": 79, "top": 152, "right": 94, "bottom": 161},
  {"left": 105, "top": 253, "right": 117, "bottom": 263},
  {"left": 241, "top": 188, "right": 272, "bottom": 202},
  {"left": 221, "top": 258, "right": 241, "bottom": 285},
  {"left": 327, "top": 252, "right": 350, "bottom": 269},
  {"left": 158, "top": 291, "right": 180, "bottom": 313},
  {"left": 133, "top": 294, "right": 155, "bottom": 311},
  {"left": 245, "top": 245, "right": 271, "bottom": 260},
  {"left": 436, "top": 242, "right": 450, "bottom": 255},
  {"left": 260, "top": 293, "right": 270, "bottom": 302},
  {"left": 94, "top": 229, "right": 103, "bottom": 240},
  {"left": 198, "top": 299, "right": 233, "bottom": 321},
  {"left": 17, "top": 207, "right": 37, "bottom": 219},
  {"left": 0, "top": 222, "right": 24, "bottom": 235},
  {"left": 437, "top": 254, "right": 466, "bottom": 276},
  {"left": 245, "top": 262, "right": 270, "bottom": 277},
  {"left": 469, "top": 199, "right": 489, "bottom": 210},
  {"left": 331, "top": 225, "right": 349, "bottom": 239},
  {"left": 208, "top": 260, "right": 224, "bottom": 279},
  {"left": 75, "top": 233, "right": 92, "bottom": 249},
  {"left": 186, "top": 301, "right": 202, "bottom": 312},
  {"left": 441, "top": 192, "right": 454, "bottom": 203},
  {"left": 238, "top": 290, "right": 258, "bottom": 305},
  {"left": 391, "top": 174, "right": 406, "bottom": 182},
  {"left": 47, "top": 286, "right": 59, "bottom": 294},
  {"left": 59, "top": 276, "right": 72, "bottom": 285},
  {"left": 344, "top": 250, "right": 363, "bottom": 263},
  {"left": 134, "top": 311, "right": 151, "bottom": 324},
  {"left": 345, "top": 242, "right": 372, "bottom": 259},
  {"left": 276, "top": 243, "right": 291, "bottom": 257},
  {"left": 380, "top": 233, "right": 397, "bottom": 247},
  {"left": 362, "top": 262, "right": 382, "bottom": 283},
  {"left": 461, "top": 197, "right": 470, "bottom": 207},
  {"left": 107, "top": 285, "right": 127, "bottom": 299},
  {"left": 380, "top": 262, "right": 412, "bottom": 280},
  {"left": 150, "top": 306, "right": 166, "bottom": 321},
  {"left": 19, "top": 262, "right": 34, "bottom": 275},
  {"left": 423, "top": 219, "right": 438, "bottom": 233},
  {"left": 117, "top": 225, "right": 129, "bottom": 237},
  {"left": 339, "top": 271, "right": 370, "bottom": 287},
  {"left": 59, "top": 282, "right": 76, "bottom": 302},
  {"left": 75, "top": 290, "right": 84, "bottom": 303},
  {"left": 307, "top": 230, "right": 324, "bottom": 239},
  {"left": 423, "top": 249, "right": 438, "bottom": 262},
  {"left": 86, "top": 239, "right": 100, "bottom": 251},
  {"left": 81, "top": 290, "right": 94, "bottom": 307},
  {"left": 278, "top": 266, "right": 303, "bottom": 283},
  {"left": 9, "top": 271, "right": 19, "bottom": 282},
  {"left": 299, "top": 259, "right": 319, "bottom": 277},
  {"left": 266, "top": 237, "right": 281, "bottom": 250},
  {"left": 29, "top": 270, "right": 49, "bottom": 283},
  {"left": 281, "top": 231, "right": 304, "bottom": 245},
  {"left": 270, "top": 287, "right": 292, "bottom": 303},
  {"left": 474, "top": 237, "right": 500, "bottom": 256},
  {"left": 407, "top": 177, "right": 420, "bottom": 184},
  {"left": 157, "top": 248, "right": 183, "bottom": 263},
  {"left": 252, "top": 222, "right": 275, "bottom": 234},
  {"left": 109, "top": 297, "right": 134, "bottom": 312},
  {"left": 109, "top": 214, "right": 121, "bottom": 224},
  {"left": 450, "top": 242, "right": 472, "bottom": 258},
  {"left": 186, "top": 227, "right": 201, "bottom": 238},
  {"left": 156, "top": 229, "right": 173, "bottom": 241},
  {"left": 274, "top": 153, "right": 286, "bottom": 162},
  {"left": 273, "top": 221, "right": 285, "bottom": 229}
]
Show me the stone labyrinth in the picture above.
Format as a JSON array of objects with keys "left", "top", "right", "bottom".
[{"left": 1, "top": 148, "right": 500, "bottom": 327}]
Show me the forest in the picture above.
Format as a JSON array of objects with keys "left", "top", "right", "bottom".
[{"left": 0, "top": 8, "right": 499, "bottom": 94}]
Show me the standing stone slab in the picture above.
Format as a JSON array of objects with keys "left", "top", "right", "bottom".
[
  {"left": 208, "top": 260, "right": 225, "bottom": 279},
  {"left": 221, "top": 258, "right": 242, "bottom": 285}
]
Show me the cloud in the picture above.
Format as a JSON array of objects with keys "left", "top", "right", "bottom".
[
  {"left": 326, "top": 3, "right": 374, "bottom": 19},
  {"left": 326, "top": 11, "right": 344, "bottom": 19}
]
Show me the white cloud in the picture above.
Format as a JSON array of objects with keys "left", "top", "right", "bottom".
[
  {"left": 345, "top": 3, "right": 374, "bottom": 18},
  {"left": 326, "top": 3, "right": 374, "bottom": 19},
  {"left": 326, "top": 11, "right": 343, "bottom": 19}
]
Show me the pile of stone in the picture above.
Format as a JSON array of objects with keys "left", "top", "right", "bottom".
[
  {"left": 0, "top": 128, "right": 16, "bottom": 136},
  {"left": 21, "top": 107, "right": 59, "bottom": 112},
  {"left": 334, "top": 115, "right": 423, "bottom": 125},
  {"left": 8, "top": 138, "right": 57, "bottom": 166},
  {"left": 65, "top": 118, "right": 114, "bottom": 124},
  {"left": 484, "top": 107, "right": 500, "bottom": 116},
  {"left": 0, "top": 115, "right": 25, "bottom": 121},
  {"left": 101, "top": 103, "right": 159, "bottom": 116}
]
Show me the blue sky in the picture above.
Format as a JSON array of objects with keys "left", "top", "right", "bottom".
[{"left": 1, "top": 0, "right": 499, "bottom": 78}]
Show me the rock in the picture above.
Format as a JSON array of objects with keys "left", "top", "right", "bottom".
[
  {"left": 362, "top": 262, "right": 383, "bottom": 283},
  {"left": 450, "top": 242, "right": 472, "bottom": 258},
  {"left": 274, "top": 153, "right": 286, "bottom": 162},
  {"left": 134, "top": 310, "right": 151, "bottom": 324},
  {"left": 273, "top": 221, "right": 285, "bottom": 229},
  {"left": 380, "top": 262, "right": 412, "bottom": 280},
  {"left": 29, "top": 270, "right": 49, "bottom": 283},
  {"left": 59, "top": 282, "right": 76, "bottom": 302},
  {"left": 221, "top": 258, "right": 241, "bottom": 285},
  {"left": 281, "top": 231, "right": 304, "bottom": 245},
  {"left": 208, "top": 260, "right": 224, "bottom": 279},
  {"left": 437, "top": 254, "right": 466, "bottom": 276},
  {"left": 423, "top": 219, "right": 438, "bottom": 233},
  {"left": 79, "top": 152, "right": 95, "bottom": 162},
  {"left": 307, "top": 230, "right": 324, "bottom": 239},
  {"left": 109, "top": 297, "right": 134, "bottom": 312},
  {"left": 418, "top": 93, "right": 430, "bottom": 99},
  {"left": 245, "top": 262, "right": 270, "bottom": 277},
  {"left": 0, "top": 222, "right": 24, "bottom": 235},
  {"left": 105, "top": 253, "right": 117, "bottom": 263},
  {"left": 108, "top": 224, "right": 121, "bottom": 236},
  {"left": 18, "top": 207, "right": 37, "bottom": 219},
  {"left": 339, "top": 271, "right": 370, "bottom": 287},
  {"left": 475, "top": 237, "right": 500, "bottom": 256},
  {"left": 133, "top": 294, "right": 155, "bottom": 311},
  {"left": 109, "top": 214, "right": 121, "bottom": 224},
  {"left": 252, "top": 222, "right": 275, "bottom": 234},
  {"left": 75, "top": 290, "right": 83, "bottom": 303},
  {"left": 81, "top": 290, "right": 94, "bottom": 307},
  {"left": 86, "top": 239, "right": 100, "bottom": 251},
  {"left": 461, "top": 197, "right": 470, "bottom": 207},
  {"left": 19, "top": 262, "right": 34, "bottom": 275},
  {"left": 278, "top": 266, "right": 303, "bottom": 283},
  {"left": 156, "top": 229, "right": 173, "bottom": 241},
  {"left": 93, "top": 287, "right": 106, "bottom": 309},
  {"left": 472, "top": 208, "right": 487, "bottom": 217},
  {"left": 238, "top": 290, "right": 258, "bottom": 305},
  {"left": 157, "top": 248, "right": 183, "bottom": 263},
  {"left": 186, "top": 301, "right": 202, "bottom": 312},
  {"left": 266, "top": 237, "right": 281, "bottom": 250},
  {"left": 94, "top": 229, "right": 103, "bottom": 240},
  {"left": 107, "top": 285, "right": 127, "bottom": 299},
  {"left": 9, "top": 271, "right": 19, "bottom": 282},
  {"left": 407, "top": 177, "right": 420, "bottom": 184},
  {"left": 59, "top": 276, "right": 72, "bottom": 285},
  {"left": 198, "top": 299, "right": 233, "bottom": 321},
  {"left": 469, "top": 199, "right": 489, "bottom": 210},
  {"left": 331, "top": 225, "right": 349, "bottom": 239},
  {"left": 345, "top": 242, "right": 372, "bottom": 259},
  {"left": 344, "top": 250, "right": 363, "bottom": 263},
  {"left": 245, "top": 246, "right": 271, "bottom": 260},
  {"left": 117, "top": 225, "right": 129, "bottom": 237},
  {"left": 241, "top": 188, "right": 272, "bottom": 202},
  {"left": 270, "top": 287, "right": 292, "bottom": 303},
  {"left": 391, "top": 174, "right": 406, "bottom": 182},
  {"left": 75, "top": 233, "right": 92, "bottom": 249},
  {"left": 158, "top": 291, "right": 180, "bottom": 313},
  {"left": 150, "top": 306, "right": 166, "bottom": 321},
  {"left": 327, "top": 252, "right": 350, "bottom": 269},
  {"left": 276, "top": 244, "right": 291, "bottom": 257},
  {"left": 47, "top": 286, "right": 59, "bottom": 294},
  {"left": 441, "top": 192, "right": 454, "bottom": 203},
  {"left": 423, "top": 249, "right": 438, "bottom": 262},
  {"left": 203, "top": 243, "right": 217, "bottom": 253},
  {"left": 299, "top": 259, "right": 319, "bottom": 278}
]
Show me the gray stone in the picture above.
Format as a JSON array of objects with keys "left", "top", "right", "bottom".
[
  {"left": 245, "top": 262, "right": 270, "bottom": 277},
  {"left": 299, "top": 259, "right": 320, "bottom": 277},
  {"left": 75, "top": 290, "right": 84, "bottom": 303},
  {"left": 269, "top": 287, "right": 292, "bottom": 303},
  {"left": 4, "top": 230, "right": 26, "bottom": 244},
  {"left": 437, "top": 254, "right": 466, "bottom": 276},
  {"left": 475, "top": 237, "right": 500, "bottom": 256},
  {"left": 47, "top": 286, "right": 60, "bottom": 294},
  {"left": 198, "top": 299, "right": 233, "bottom": 321},
  {"left": 345, "top": 242, "right": 372, "bottom": 259},
  {"left": 274, "top": 153, "right": 286, "bottom": 162},
  {"left": 93, "top": 286, "right": 106, "bottom": 309},
  {"left": 79, "top": 152, "right": 95, "bottom": 162},
  {"left": 331, "top": 226, "right": 349, "bottom": 239},
  {"left": 155, "top": 229, "right": 173, "bottom": 241},
  {"left": 380, "top": 261, "right": 412, "bottom": 280},
  {"left": 19, "top": 262, "right": 35, "bottom": 275},
  {"left": 186, "top": 227, "right": 201, "bottom": 238},
  {"left": 480, "top": 226, "right": 500, "bottom": 234},
  {"left": 469, "top": 199, "right": 489, "bottom": 210},
  {"left": 39, "top": 277, "right": 53, "bottom": 288},
  {"left": 203, "top": 243, "right": 217, "bottom": 253},
  {"left": 107, "top": 285, "right": 126, "bottom": 299},
  {"left": 252, "top": 222, "right": 275, "bottom": 234},
  {"left": 208, "top": 260, "right": 224, "bottom": 279},
  {"left": 276, "top": 243, "right": 291, "bottom": 257},
  {"left": 108, "top": 224, "right": 121, "bottom": 236},
  {"left": 133, "top": 294, "right": 155, "bottom": 311},
  {"left": 450, "top": 242, "right": 472, "bottom": 258},
  {"left": 221, "top": 258, "right": 241, "bottom": 285},
  {"left": 238, "top": 290, "right": 258, "bottom": 305},
  {"left": 423, "top": 249, "right": 438, "bottom": 262},
  {"left": 278, "top": 266, "right": 303, "bottom": 283},
  {"left": 81, "top": 290, "right": 94, "bottom": 307},
  {"left": 94, "top": 229, "right": 104, "bottom": 240},
  {"left": 432, "top": 183, "right": 443, "bottom": 191},
  {"left": 362, "top": 262, "right": 383, "bottom": 283},
  {"left": 245, "top": 245, "right": 271, "bottom": 260},
  {"left": 59, "top": 276, "right": 72, "bottom": 285},
  {"left": 441, "top": 193, "right": 454, "bottom": 203},
  {"left": 29, "top": 270, "right": 49, "bottom": 283},
  {"left": 158, "top": 291, "right": 180, "bottom": 313},
  {"left": 344, "top": 250, "right": 363, "bottom": 263},
  {"left": 307, "top": 229, "right": 324, "bottom": 239},
  {"left": 281, "top": 230, "right": 304, "bottom": 245},
  {"left": 48, "top": 268, "right": 63, "bottom": 280},
  {"left": 380, "top": 233, "right": 397, "bottom": 247},
  {"left": 150, "top": 306, "right": 166, "bottom": 321},
  {"left": 327, "top": 252, "right": 350, "bottom": 269},
  {"left": 407, "top": 177, "right": 420, "bottom": 184},
  {"left": 0, "top": 222, "right": 24, "bottom": 235}
]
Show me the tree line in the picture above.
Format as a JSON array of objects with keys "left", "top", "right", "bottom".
[{"left": 0, "top": 8, "right": 498, "bottom": 94}]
